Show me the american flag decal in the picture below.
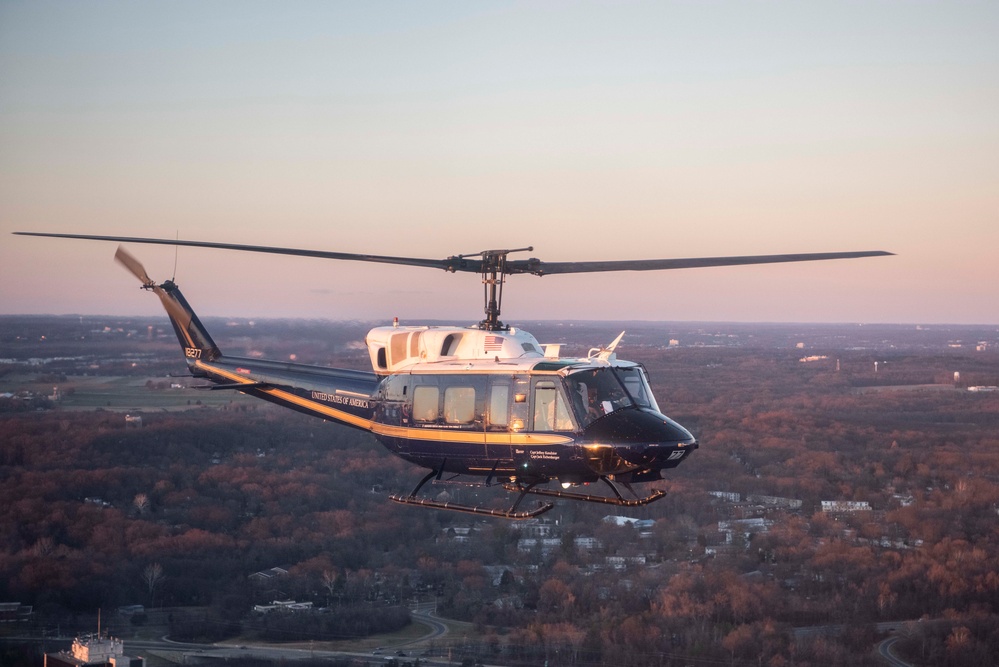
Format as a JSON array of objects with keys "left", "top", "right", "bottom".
[{"left": 483, "top": 335, "right": 504, "bottom": 352}]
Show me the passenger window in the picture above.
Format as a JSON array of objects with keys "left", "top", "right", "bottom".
[
  {"left": 488, "top": 384, "right": 510, "bottom": 427},
  {"left": 413, "top": 386, "right": 439, "bottom": 422},
  {"left": 444, "top": 387, "right": 475, "bottom": 424}
]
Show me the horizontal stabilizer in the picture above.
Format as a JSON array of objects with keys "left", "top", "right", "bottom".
[{"left": 193, "top": 382, "right": 272, "bottom": 391}]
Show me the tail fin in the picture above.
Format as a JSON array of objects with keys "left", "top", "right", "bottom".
[{"left": 156, "top": 279, "right": 222, "bottom": 370}]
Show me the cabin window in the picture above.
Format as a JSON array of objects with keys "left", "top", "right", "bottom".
[
  {"left": 413, "top": 386, "right": 439, "bottom": 422},
  {"left": 376, "top": 347, "right": 387, "bottom": 370},
  {"left": 444, "top": 387, "right": 475, "bottom": 424},
  {"left": 533, "top": 381, "right": 574, "bottom": 431},
  {"left": 488, "top": 384, "right": 510, "bottom": 427}
]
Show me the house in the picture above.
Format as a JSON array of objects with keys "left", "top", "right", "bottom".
[
  {"left": 249, "top": 566, "right": 289, "bottom": 582},
  {"left": 482, "top": 565, "right": 518, "bottom": 587},
  {"left": 517, "top": 537, "right": 562, "bottom": 555},
  {"left": 509, "top": 518, "right": 556, "bottom": 537},
  {"left": 605, "top": 555, "right": 646, "bottom": 571},
  {"left": 253, "top": 599, "right": 314, "bottom": 613}
]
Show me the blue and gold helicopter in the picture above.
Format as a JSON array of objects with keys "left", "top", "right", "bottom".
[{"left": 15, "top": 232, "right": 891, "bottom": 518}]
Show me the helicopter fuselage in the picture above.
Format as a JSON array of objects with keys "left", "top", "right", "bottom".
[{"left": 186, "top": 321, "right": 697, "bottom": 488}]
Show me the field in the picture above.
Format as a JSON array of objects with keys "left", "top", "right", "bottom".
[{"left": 2, "top": 372, "right": 257, "bottom": 411}]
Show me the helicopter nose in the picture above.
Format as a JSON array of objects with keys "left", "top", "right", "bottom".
[
  {"left": 584, "top": 407, "right": 694, "bottom": 447},
  {"left": 581, "top": 408, "right": 697, "bottom": 472}
]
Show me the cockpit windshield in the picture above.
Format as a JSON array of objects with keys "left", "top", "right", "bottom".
[
  {"left": 612, "top": 365, "right": 661, "bottom": 413},
  {"left": 564, "top": 366, "right": 662, "bottom": 427}
]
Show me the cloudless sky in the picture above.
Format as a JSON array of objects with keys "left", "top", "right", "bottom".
[{"left": 2, "top": 1, "right": 997, "bottom": 325}]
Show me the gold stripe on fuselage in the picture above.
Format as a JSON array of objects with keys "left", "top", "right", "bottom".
[{"left": 195, "top": 361, "right": 574, "bottom": 447}]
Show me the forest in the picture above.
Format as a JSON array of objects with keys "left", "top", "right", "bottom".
[{"left": 2, "top": 315, "right": 999, "bottom": 666}]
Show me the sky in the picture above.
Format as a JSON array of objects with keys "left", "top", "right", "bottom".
[{"left": 1, "top": 1, "right": 997, "bottom": 325}]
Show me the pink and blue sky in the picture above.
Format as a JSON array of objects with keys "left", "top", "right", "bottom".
[{"left": 2, "top": 2, "right": 997, "bottom": 324}]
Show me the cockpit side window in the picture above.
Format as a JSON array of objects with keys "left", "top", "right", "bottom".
[{"left": 532, "top": 380, "right": 575, "bottom": 431}]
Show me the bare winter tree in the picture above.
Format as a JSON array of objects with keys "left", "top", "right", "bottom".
[
  {"left": 133, "top": 493, "right": 149, "bottom": 514},
  {"left": 142, "top": 562, "right": 165, "bottom": 607},
  {"left": 322, "top": 569, "right": 338, "bottom": 605}
]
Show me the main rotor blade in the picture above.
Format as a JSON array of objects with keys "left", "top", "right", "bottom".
[
  {"left": 15, "top": 232, "right": 892, "bottom": 276},
  {"left": 507, "top": 250, "right": 895, "bottom": 276},
  {"left": 14, "top": 232, "right": 481, "bottom": 272}
]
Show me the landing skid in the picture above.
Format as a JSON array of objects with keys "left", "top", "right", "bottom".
[
  {"left": 389, "top": 494, "right": 553, "bottom": 519},
  {"left": 389, "top": 467, "right": 554, "bottom": 520},
  {"left": 504, "top": 476, "right": 667, "bottom": 507}
]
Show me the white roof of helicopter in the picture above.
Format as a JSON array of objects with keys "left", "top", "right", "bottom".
[{"left": 365, "top": 323, "right": 628, "bottom": 375}]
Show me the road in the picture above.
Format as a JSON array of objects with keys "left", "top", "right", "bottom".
[
  {"left": 402, "top": 602, "right": 449, "bottom": 645},
  {"left": 878, "top": 636, "right": 915, "bottom": 667},
  {"left": 118, "top": 602, "right": 453, "bottom": 665}
]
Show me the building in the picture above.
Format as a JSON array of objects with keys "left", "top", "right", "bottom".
[
  {"left": 0, "top": 602, "right": 32, "bottom": 623},
  {"left": 746, "top": 494, "right": 803, "bottom": 510},
  {"left": 718, "top": 518, "right": 773, "bottom": 545},
  {"left": 44, "top": 633, "right": 143, "bottom": 667},
  {"left": 821, "top": 500, "right": 872, "bottom": 513}
]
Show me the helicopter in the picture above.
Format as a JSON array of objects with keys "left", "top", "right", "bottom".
[{"left": 15, "top": 231, "right": 892, "bottom": 519}]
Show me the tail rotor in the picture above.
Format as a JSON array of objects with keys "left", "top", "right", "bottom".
[{"left": 113, "top": 245, "right": 195, "bottom": 338}]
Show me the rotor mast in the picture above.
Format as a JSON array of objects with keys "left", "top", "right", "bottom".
[{"left": 449, "top": 247, "right": 533, "bottom": 331}]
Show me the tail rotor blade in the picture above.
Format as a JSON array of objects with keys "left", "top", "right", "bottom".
[
  {"left": 114, "top": 245, "right": 194, "bottom": 330},
  {"left": 115, "top": 246, "right": 154, "bottom": 286}
]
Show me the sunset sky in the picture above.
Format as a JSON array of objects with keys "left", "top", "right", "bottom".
[{"left": 2, "top": 2, "right": 997, "bottom": 325}]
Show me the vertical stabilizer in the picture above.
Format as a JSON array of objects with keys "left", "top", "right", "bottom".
[{"left": 157, "top": 279, "right": 221, "bottom": 367}]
